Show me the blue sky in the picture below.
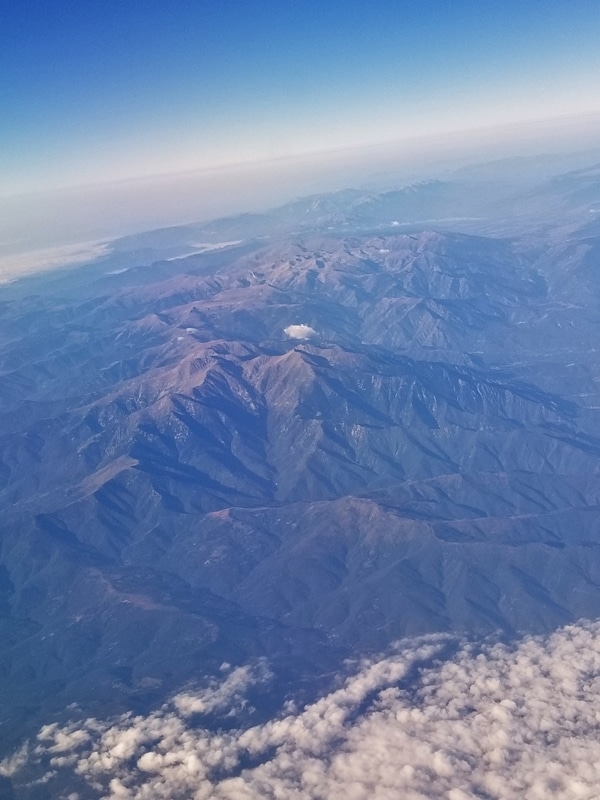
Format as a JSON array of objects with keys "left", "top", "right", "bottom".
[{"left": 2, "top": 0, "right": 600, "bottom": 196}]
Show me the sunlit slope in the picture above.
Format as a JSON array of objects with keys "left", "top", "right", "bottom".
[{"left": 1, "top": 164, "right": 600, "bottom": 753}]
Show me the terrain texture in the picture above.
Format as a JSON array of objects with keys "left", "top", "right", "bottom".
[{"left": 1, "top": 158, "right": 600, "bottom": 792}]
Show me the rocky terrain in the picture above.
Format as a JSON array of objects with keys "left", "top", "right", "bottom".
[{"left": 1, "top": 158, "right": 600, "bottom": 786}]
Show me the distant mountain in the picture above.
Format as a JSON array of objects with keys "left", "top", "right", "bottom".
[{"left": 1, "top": 159, "right": 600, "bottom": 794}]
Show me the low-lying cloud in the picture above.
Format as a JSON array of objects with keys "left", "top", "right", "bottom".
[
  {"left": 284, "top": 324, "right": 317, "bottom": 340},
  {"left": 0, "top": 241, "right": 110, "bottom": 285},
  {"left": 4, "top": 621, "right": 600, "bottom": 799}
]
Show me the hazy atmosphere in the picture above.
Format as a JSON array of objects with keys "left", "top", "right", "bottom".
[
  {"left": 2, "top": 0, "right": 600, "bottom": 260},
  {"left": 3, "top": 3, "right": 600, "bottom": 800}
]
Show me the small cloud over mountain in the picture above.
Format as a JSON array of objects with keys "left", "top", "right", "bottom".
[{"left": 284, "top": 324, "right": 317, "bottom": 340}]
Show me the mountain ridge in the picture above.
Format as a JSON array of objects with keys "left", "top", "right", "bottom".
[{"left": 1, "top": 162, "right": 600, "bottom": 776}]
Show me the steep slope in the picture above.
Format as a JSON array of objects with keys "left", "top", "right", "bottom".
[{"left": 1, "top": 170, "right": 600, "bottom": 762}]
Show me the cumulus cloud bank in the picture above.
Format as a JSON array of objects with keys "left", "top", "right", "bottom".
[
  {"left": 4, "top": 622, "right": 600, "bottom": 799},
  {"left": 284, "top": 324, "right": 317, "bottom": 340}
]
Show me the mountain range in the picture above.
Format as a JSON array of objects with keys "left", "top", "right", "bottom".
[{"left": 1, "top": 156, "right": 600, "bottom": 796}]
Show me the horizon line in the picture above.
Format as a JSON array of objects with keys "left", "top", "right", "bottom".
[{"left": 3, "top": 109, "right": 600, "bottom": 203}]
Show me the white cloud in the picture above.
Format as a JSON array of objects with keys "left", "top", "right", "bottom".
[
  {"left": 4, "top": 622, "right": 600, "bottom": 799},
  {"left": 173, "top": 662, "right": 271, "bottom": 717},
  {"left": 0, "top": 743, "right": 29, "bottom": 778},
  {"left": 0, "top": 241, "right": 110, "bottom": 284},
  {"left": 284, "top": 324, "right": 317, "bottom": 340}
]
